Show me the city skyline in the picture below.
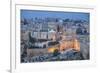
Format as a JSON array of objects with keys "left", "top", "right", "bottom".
[
  {"left": 21, "top": 9, "right": 90, "bottom": 63},
  {"left": 21, "top": 10, "right": 90, "bottom": 22}
]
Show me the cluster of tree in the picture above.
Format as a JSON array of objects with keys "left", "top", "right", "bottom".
[
  {"left": 21, "top": 43, "right": 28, "bottom": 63},
  {"left": 76, "top": 27, "right": 88, "bottom": 35}
]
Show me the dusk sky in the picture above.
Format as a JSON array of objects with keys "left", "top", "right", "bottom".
[{"left": 21, "top": 9, "right": 90, "bottom": 22}]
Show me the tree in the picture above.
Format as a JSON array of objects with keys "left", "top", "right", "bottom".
[
  {"left": 29, "top": 32, "right": 36, "bottom": 43},
  {"left": 63, "top": 19, "right": 70, "bottom": 22},
  {"left": 76, "top": 27, "right": 83, "bottom": 35},
  {"left": 23, "top": 18, "right": 28, "bottom": 25},
  {"left": 53, "top": 49, "right": 60, "bottom": 56},
  {"left": 83, "top": 28, "right": 88, "bottom": 34}
]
